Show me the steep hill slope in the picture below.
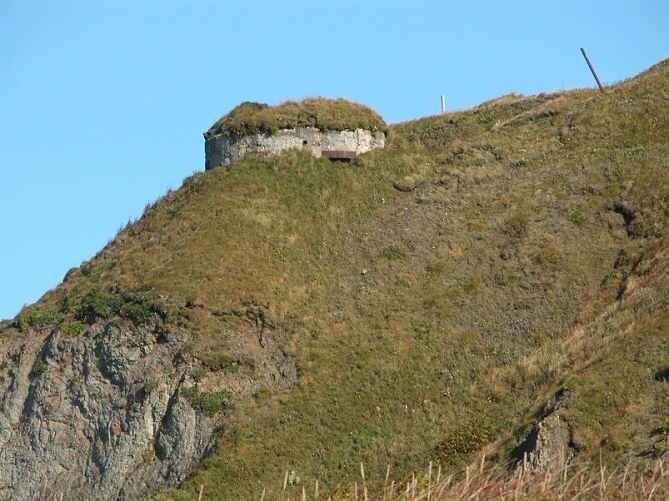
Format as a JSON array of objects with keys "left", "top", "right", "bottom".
[{"left": 0, "top": 59, "right": 667, "bottom": 500}]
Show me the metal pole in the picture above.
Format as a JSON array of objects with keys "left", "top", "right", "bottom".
[
  {"left": 440, "top": 95, "right": 445, "bottom": 113},
  {"left": 580, "top": 48, "right": 604, "bottom": 92}
]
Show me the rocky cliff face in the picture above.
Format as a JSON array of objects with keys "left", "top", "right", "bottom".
[{"left": 0, "top": 311, "right": 297, "bottom": 500}]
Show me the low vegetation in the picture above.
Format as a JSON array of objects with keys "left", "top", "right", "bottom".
[
  {"left": 205, "top": 97, "right": 388, "bottom": 137},
  {"left": 254, "top": 456, "right": 669, "bottom": 500},
  {"left": 59, "top": 321, "right": 85, "bottom": 337},
  {"left": 13, "top": 284, "right": 170, "bottom": 335},
  {"left": 181, "top": 387, "right": 232, "bottom": 417},
  {"left": 4, "top": 59, "right": 669, "bottom": 499},
  {"left": 16, "top": 304, "right": 63, "bottom": 331}
]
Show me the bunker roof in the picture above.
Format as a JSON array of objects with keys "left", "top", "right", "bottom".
[{"left": 206, "top": 98, "right": 387, "bottom": 138}]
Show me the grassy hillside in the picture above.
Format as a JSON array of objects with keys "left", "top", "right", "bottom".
[{"left": 6, "top": 59, "right": 669, "bottom": 499}]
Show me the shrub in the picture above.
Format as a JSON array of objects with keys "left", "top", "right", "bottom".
[
  {"left": 182, "top": 387, "right": 232, "bottom": 417},
  {"left": 382, "top": 245, "right": 404, "bottom": 260},
  {"left": 119, "top": 299, "right": 156, "bottom": 325},
  {"left": 76, "top": 290, "right": 123, "bottom": 324},
  {"left": 568, "top": 208, "right": 586, "bottom": 225},
  {"left": 75, "top": 288, "right": 166, "bottom": 325},
  {"left": 436, "top": 418, "right": 493, "bottom": 456},
  {"left": 184, "top": 292, "right": 197, "bottom": 308},
  {"left": 60, "top": 321, "right": 85, "bottom": 337},
  {"left": 16, "top": 305, "right": 63, "bottom": 332}
]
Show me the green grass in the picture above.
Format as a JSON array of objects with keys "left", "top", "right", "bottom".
[
  {"left": 567, "top": 207, "right": 585, "bottom": 226},
  {"left": 69, "top": 288, "right": 169, "bottom": 325},
  {"left": 5, "top": 59, "right": 669, "bottom": 500},
  {"left": 181, "top": 387, "right": 232, "bottom": 417},
  {"left": 560, "top": 312, "right": 669, "bottom": 463},
  {"left": 205, "top": 97, "right": 387, "bottom": 137},
  {"left": 16, "top": 304, "right": 62, "bottom": 331},
  {"left": 59, "top": 321, "right": 85, "bottom": 337},
  {"left": 381, "top": 245, "right": 404, "bottom": 260}
]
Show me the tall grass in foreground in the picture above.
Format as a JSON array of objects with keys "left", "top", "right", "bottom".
[{"left": 259, "top": 456, "right": 668, "bottom": 500}]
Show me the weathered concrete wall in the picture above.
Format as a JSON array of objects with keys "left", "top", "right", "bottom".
[{"left": 205, "top": 127, "right": 385, "bottom": 170}]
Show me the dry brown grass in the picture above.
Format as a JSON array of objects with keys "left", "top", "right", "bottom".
[{"left": 265, "top": 457, "right": 669, "bottom": 500}]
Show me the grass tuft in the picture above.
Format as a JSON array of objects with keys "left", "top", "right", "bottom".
[{"left": 182, "top": 387, "right": 232, "bottom": 417}]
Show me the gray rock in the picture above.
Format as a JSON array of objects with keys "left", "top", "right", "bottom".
[
  {"left": 0, "top": 320, "right": 214, "bottom": 500},
  {"left": 512, "top": 389, "right": 576, "bottom": 473}
]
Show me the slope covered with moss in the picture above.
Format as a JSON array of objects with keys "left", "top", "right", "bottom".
[{"left": 2, "top": 59, "right": 668, "bottom": 499}]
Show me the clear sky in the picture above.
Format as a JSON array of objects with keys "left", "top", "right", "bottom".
[{"left": 1, "top": 1, "right": 667, "bottom": 320}]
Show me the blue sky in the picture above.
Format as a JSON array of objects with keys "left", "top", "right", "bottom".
[{"left": 1, "top": 1, "right": 667, "bottom": 319}]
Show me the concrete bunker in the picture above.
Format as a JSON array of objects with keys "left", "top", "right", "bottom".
[{"left": 203, "top": 98, "right": 387, "bottom": 170}]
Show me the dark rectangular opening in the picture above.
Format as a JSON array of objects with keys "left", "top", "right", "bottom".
[{"left": 321, "top": 150, "right": 356, "bottom": 162}]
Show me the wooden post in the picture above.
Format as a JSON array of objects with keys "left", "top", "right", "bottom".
[{"left": 580, "top": 48, "right": 604, "bottom": 91}]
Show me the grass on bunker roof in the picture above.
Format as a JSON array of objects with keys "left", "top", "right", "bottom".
[{"left": 206, "top": 97, "right": 388, "bottom": 137}]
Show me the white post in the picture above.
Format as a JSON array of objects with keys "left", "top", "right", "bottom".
[{"left": 440, "top": 95, "right": 446, "bottom": 113}]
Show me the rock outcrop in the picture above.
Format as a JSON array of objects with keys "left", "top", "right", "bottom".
[
  {"left": 0, "top": 320, "right": 211, "bottom": 500},
  {"left": 512, "top": 389, "right": 576, "bottom": 473},
  {"left": 0, "top": 312, "right": 297, "bottom": 500}
]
